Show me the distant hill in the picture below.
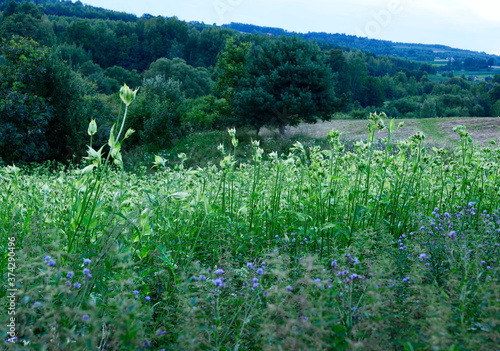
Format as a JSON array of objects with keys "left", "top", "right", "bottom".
[
  {"left": 2, "top": 0, "right": 498, "bottom": 67},
  {"left": 222, "top": 22, "right": 500, "bottom": 65}
]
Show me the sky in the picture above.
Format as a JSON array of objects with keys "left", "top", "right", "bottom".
[{"left": 76, "top": 0, "right": 500, "bottom": 55}]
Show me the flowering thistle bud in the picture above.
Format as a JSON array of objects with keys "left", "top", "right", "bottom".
[
  {"left": 119, "top": 83, "right": 139, "bottom": 107},
  {"left": 153, "top": 155, "right": 166, "bottom": 168},
  {"left": 124, "top": 128, "right": 135, "bottom": 139},
  {"left": 87, "top": 119, "right": 97, "bottom": 136}
]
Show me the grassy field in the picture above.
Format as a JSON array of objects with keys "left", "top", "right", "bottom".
[
  {"left": 126, "top": 117, "right": 500, "bottom": 171},
  {"left": 264, "top": 117, "right": 500, "bottom": 147},
  {"left": 1, "top": 111, "right": 499, "bottom": 350}
]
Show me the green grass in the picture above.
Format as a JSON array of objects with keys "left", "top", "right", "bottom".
[
  {"left": 1, "top": 112, "right": 499, "bottom": 350},
  {"left": 459, "top": 70, "right": 498, "bottom": 79},
  {"left": 272, "top": 117, "right": 500, "bottom": 149}
]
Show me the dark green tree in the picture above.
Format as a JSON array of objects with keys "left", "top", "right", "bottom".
[
  {"left": 324, "top": 49, "right": 350, "bottom": 99},
  {"left": 0, "top": 37, "right": 108, "bottom": 164},
  {"left": 345, "top": 51, "right": 369, "bottom": 105},
  {"left": 213, "top": 37, "right": 251, "bottom": 124},
  {"left": 0, "top": 1, "right": 55, "bottom": 46},
  {"left": 126, "top": 75, "right": 184, "bottom": 148},
  {"left": 490, "top": 99, "right": 500, "bottom": 117},
  {"left": 230, "top": 36, "right": 339, "bottom": 135},
  {"left": 144, "top": 57, "right": 212, "bottom": 99}
]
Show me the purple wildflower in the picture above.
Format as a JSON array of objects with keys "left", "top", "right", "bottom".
[
  {"left": 257, "top": 268, "right": 264, "bottom": 275},
  {"left": 83, "top": 258, "right": 91, "bottom": 265},
  {"left": 199, "top": 275, "right": 207, "bottom": 281},
  {"left": 47, "top": 259, "right": 55, "bottom": 266},
  {"left": 67, "top": 271, "right": 74, "bottom": 278},
  {"left": 145, "top": 296, "right": 151, "bottom": 301},
  {"left": 74, "top": 282, "right": 81, "bottom": 289},
  {"left": 286, "top": 285, "right": 293, "bottom": 291},
  {"left": 214, "top": 278, "right": 223, "bottom": 287},
  {"left": 82, "top": 315, "right": 89, "bottom": 321},
  {"left": 247, "top": 262, "right": 253, "bottom": 269}
]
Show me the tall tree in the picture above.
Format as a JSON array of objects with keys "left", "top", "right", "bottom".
[
  {"left": 230, "top": 36, "right": 340, "bottom": 135},
  {"left": 213, "top": 37, "right": 251, "bottom": 124}
]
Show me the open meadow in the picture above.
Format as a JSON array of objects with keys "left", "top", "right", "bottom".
[
  {"left": 1, "top": 112, "right": 499, "bottom": 350},
  {"left": 264, "top": 117, "right": 500, "bottom": 147}
]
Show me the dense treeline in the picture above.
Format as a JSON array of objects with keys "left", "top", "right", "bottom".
[
  {"left": 0, "top": 0, "right": 138, "bottom": 22},
  {"left": 1, "top": 0, "right": 500, "bottom": 165},
  {"left": 224, "top": 22, "right": 499, "bottom": 65}
]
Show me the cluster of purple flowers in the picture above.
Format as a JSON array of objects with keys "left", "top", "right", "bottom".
[
  {"left": 44, "top": 255, "right": 55, "bottom": 267},
  {"left": 82, "top": 258, "right": 92, "bottom": 279}
]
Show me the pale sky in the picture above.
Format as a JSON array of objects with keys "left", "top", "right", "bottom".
[{"left": 76, "top": 0, "right": 500, "bottom": 55}]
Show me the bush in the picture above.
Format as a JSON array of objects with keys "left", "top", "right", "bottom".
[
  {"left": 126, "top": 75, "right": 184, "bottom": 148},
  {"left": 490, "top": 99, "right": 500, "bottom": 117},
  {"left": 179, "top": 96, "right": 227, "bottom": 132},
  {"left": 349, "top": 109, "right": 368, "bottom": 119}
]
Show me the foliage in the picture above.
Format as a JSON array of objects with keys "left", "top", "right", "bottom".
[
  {"left": 1, "top": 114, "right": 499, "bottom": 349},
  {"left": 179, "top": 95, "right": 227, "bottom": 132},
  {"left": 144, "top": 57, "right": 212, "bottom": 99},
  {"left": 0, "top": 37, "right": 109, "bottom": 164},
  {"left": 2, "top": 0, "right": 500, "bottom": 159},
  {"left": 126, "top": 75, "right": 184, "bottom": 148},
  {"left": 420, "top": 98, "right": 437, "bottom": 118},
  {"left": 213, "top": 37, "right": 252, "bottom": 123},
  {"left": 0, "top": 0, "right": 55, "bottom": 46},
  {"left": 223, "top": 22, "right": 498, "bottom": 66},
  {"left": 490, "top": 99, "right": 500, "bottom": 117},
  {"left": 229, "top": 36, "right": 341, "bottom": 135}
]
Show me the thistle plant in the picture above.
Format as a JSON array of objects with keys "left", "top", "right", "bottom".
[
  {"left": 2, "top": 109, "right": 499, "bottom": 350},
  {"left": 66, "top": 83, "right": 138, "bottom": 254}
]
